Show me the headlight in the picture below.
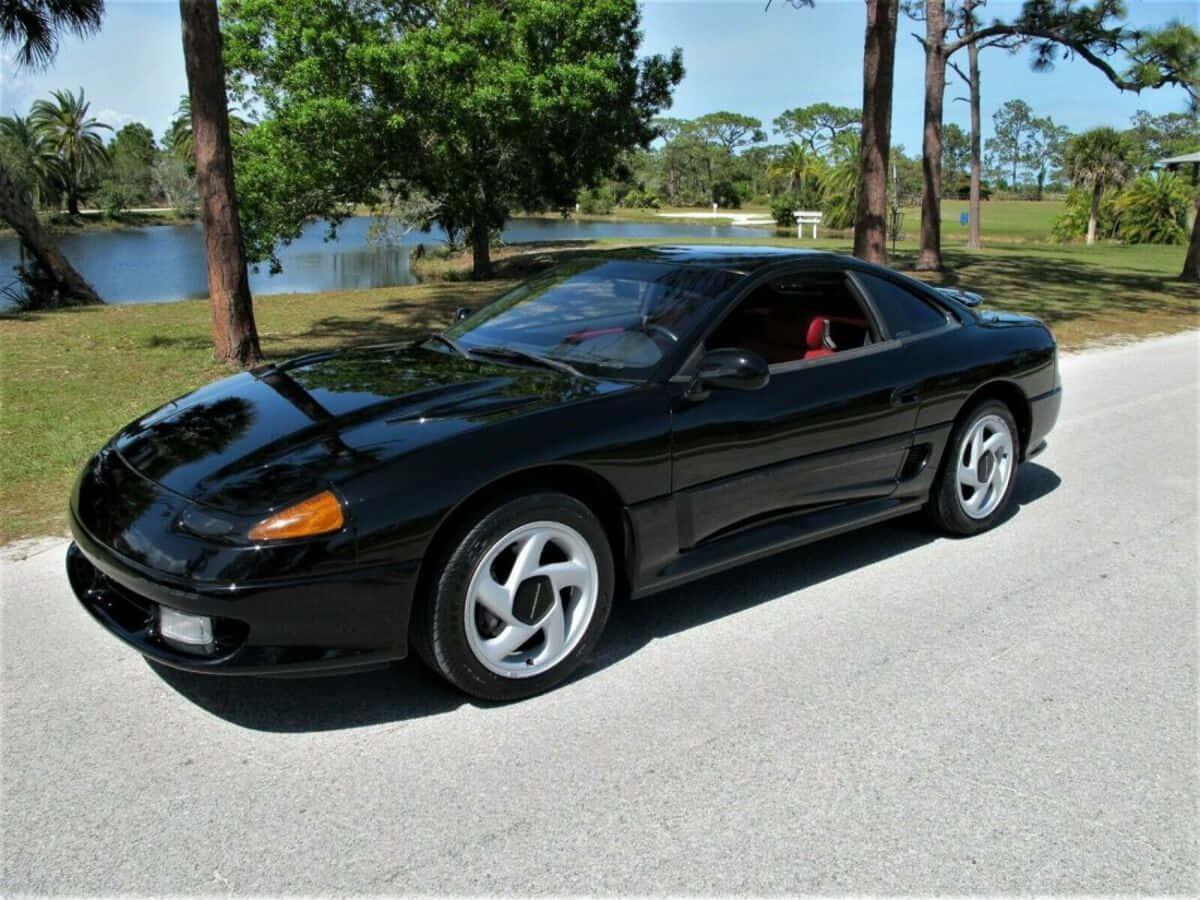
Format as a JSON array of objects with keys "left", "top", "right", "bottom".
[
  {"left": 176, "top": 506, "right": 242, "bottom": 542},
  {"left": 247, "top": 490, "right": 345, "bottom": 541}
]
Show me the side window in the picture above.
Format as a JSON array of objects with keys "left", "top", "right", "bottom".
[
  {"left": 855, "top": 272, "right": 949, "bottom": 339},
  {"left": 705, "top": 270, "right": 875, "bottom": 366}
]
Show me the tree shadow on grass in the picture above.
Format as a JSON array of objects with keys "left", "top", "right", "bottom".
[
  {"left": 897, "top": 246, "right": 1199, "bottom": 326},
  {"left": 150, "top": 462, "right": 1061, "bottom": 733},
  {"left": 143, "top": 334, "right": 213, "bottom": 351}
]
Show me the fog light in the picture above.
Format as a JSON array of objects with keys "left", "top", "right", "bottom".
[{"left": 159, "top": 606, "right": 214, "bottom": 652}]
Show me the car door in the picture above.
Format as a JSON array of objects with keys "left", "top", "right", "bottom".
[{"left": 669, "top": 266, "right": 920, "bottom": 548}]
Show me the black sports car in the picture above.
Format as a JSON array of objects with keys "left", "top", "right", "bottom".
[{"left": 68, "top": 246, "right": 1061, "bottom": 700}]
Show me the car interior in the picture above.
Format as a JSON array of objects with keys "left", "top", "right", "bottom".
[{"left": 705, "top": 271, "right": 876, "bottom": 366}]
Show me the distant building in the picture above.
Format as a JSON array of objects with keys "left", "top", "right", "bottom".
[{"left": 1154, "top": 151, "right": 1200, "bottom": 185}]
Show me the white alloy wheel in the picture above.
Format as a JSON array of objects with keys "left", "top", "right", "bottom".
[
  {"left": 955, "top": 413, "right": 1015, "bottom": 520},
  {"left": 463, "top": 521, "right": 599, "bottom": 678}
]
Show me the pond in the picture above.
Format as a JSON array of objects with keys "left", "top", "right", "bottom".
[{"left": 0, "top": 216, "right": 775, "bottom": 305}]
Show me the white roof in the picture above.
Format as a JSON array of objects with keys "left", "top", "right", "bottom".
[{"left": 1155, "top": 151, "right": 1200, "bottom": 167}]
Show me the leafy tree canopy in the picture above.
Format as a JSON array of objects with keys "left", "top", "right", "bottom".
[
  {"left": 1126, "top": 109, "right": 1200, "bottom": 168},
  {"left": 772, "top": 102, "right": 861, "bottom": 154},
  {"left": 108, "top": 122, "right": 155, "bottom": 167},
  {"left": 691, "top": 111, "right": 766, "bottom": 155},
  {"left": 223, "top": 0, "right": 683, "bottom": 276}
]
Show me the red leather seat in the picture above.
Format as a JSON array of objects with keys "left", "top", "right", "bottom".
[{"left": 803, "top": 317, "right": 836, "bottom": 359}]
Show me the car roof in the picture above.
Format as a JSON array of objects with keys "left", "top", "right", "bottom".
[{"left": 614, "top": 244, "right": 847, "bottom": 274}]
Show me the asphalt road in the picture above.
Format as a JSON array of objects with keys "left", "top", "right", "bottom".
[{"left": 2, "top": 332, "right": 1197, "bottom": 894}]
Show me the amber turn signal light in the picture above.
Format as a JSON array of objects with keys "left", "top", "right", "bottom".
[{"left": 248, "top": 490, "right": 345, "bottom": 541}]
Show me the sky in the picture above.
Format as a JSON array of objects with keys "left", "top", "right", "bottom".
[{"left": 0, "top": 0, "right": 1196, "bottom": 155}]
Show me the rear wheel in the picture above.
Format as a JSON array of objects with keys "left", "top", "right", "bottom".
[
  {"left": 928, "top": 399, "right": 1019, "bottom": 536},
  {"left": 415, "top": 492, "right": 614, "bottom": 701}
]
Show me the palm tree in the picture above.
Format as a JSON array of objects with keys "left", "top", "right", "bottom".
[
  {"left": 768, "top": 142, "right": 826, "bottom": 195},
  {"left": 167, "top": 93, "right": 251, "bottom": 165},
  {"left": 1063, "top": 127, "right": 1134, "bottom": 246},
  {"left": 30, "top": 87, "right": 111, "bottom": 215},
  {"left": 822, "top": 132, "right": 861, "bottom": 230},
  {"left": 0, "top": 112, "right": 60, "bottom": 208},
  {"left": 0, "top": 0, "right": 103, "bottom": 305},
  {"left": 1, "top": 0, "right": 103, "bottom": 68}
]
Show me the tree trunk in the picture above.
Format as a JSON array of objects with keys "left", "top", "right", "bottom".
[
  {"left": 853, "top": 0, "right": 898, "bottom": 266},
  {"left": 67, "top": 192, "right": 80, "bottom": 216},
  {"left": 471, "top": 220, "right": 492, "bottom": 279},
  {"left": 180, "top": 0, "right": 262, "bottom": 367},
  {"left": 0, "top": 162, "right": 103, "bottom": 305},
  {"left": 1036, "top": 169, "right": 1045, "bottom": 201},
  {"left": 966, "top": 34, "right": 982, "bottom": 251},
  {"left": 1181, "top": 198, "right": 1200, "bottom": 281},
  {"left": 916, "top": 0, "right": 947, "bottom": 271},
  {"left": 1086, "top": 185, "right": 1100, "bottom": 245}
]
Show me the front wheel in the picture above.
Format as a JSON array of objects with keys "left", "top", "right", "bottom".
[
  {"left": 928, "top": 399, "right": 1020, "bottom": 536},
  {"left": 415, "top": 492, "right": 614, "bottom": 701}
]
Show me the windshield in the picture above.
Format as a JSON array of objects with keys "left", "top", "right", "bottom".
[{"left": 443, "top": 259, "right": 741, "bottom": 379}]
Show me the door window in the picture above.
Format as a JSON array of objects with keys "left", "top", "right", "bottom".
[
  {"left": 705, "top": 271, "right": 876, "bottom": 366},
  {"left": 854, "top": 272, "right": 950, "bottom": 339}
]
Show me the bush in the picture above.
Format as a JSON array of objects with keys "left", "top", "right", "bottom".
[
  {"left": 943, "top": 174, "right": 993, "bottom": 201},
  {"left": 577, "top": 186, "right": 614, "bottom": 215},
  {"left": 1050, "top": 187, "right": 1119, "bottom": 242},
  {"left": 620, "top": 187, "right": 660, "bottom": 209},
  {"left": 710, "top": 180, "right": 740, "bottom": 209},
  {"left": 770, "top": 180, "right": 826, "bottom": 227},
  {"left": 771, "top": 193, "right": 800, "bottom": 227},
  {"left": 1113, "top": 173, "right": 1192, "bottom": 245},
  {"left": 95, "top": 182, "right": 134, "bottom": 216}
]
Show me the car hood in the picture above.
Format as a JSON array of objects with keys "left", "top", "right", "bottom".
[{"left": 113, "top": 343, "right": 629, "bottom": 514}]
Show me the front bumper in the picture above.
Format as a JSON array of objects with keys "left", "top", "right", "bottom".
[{"left": 67, "top": 512, "right": 417, "bottom": 676}]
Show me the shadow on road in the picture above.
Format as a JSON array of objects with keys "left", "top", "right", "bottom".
[{"left": 150, "top": 462, "right": 1061, "bottom": 732}]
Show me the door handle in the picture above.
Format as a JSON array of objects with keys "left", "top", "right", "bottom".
[{"left": 891, "top": 384, "right": 921, "bottom": 406}]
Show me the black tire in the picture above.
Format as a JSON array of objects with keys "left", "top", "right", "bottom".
[
  {"left": 413, "top": 492, "right": 614, "bottom": 701},
  {"left": 928, "top": 399, "right": 1021, "bottom": 536}
]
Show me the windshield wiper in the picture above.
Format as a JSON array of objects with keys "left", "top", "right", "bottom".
[
  {"left": 467, "top": 345, "right": 585, "bottom": 379},
  {"left": 419, "top": 333, "right": 471, "bottom": 359}
]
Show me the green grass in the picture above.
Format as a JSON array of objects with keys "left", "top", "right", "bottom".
[
  {"left": 1, "top": 232, "right": 1196, "bottom": 544},
  {"left": 900, "top": 198, "right": 1066, "bottom": 243}
]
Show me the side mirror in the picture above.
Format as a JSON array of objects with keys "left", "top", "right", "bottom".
[
  {"left": 694, "top": 347, "right": 769, "bottom": 393},
  {"left": 454, "top": 306, "right": 471, "bottom": 322}
]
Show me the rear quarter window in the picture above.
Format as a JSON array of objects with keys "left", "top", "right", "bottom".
[{"left": 855, "top": 272, "right": 950, "bottom": 339}]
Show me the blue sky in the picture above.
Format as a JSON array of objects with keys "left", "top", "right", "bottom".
[{"left": 1, "top": 0, "right": 1195, "bottom": 154}]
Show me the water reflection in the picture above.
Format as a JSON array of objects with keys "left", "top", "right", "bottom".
[{"left": 0, "top": 216, "right": 772, "bottom": 305}]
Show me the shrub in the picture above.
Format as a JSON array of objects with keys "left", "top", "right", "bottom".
[
  {"left": 710, "top": 180, "right": 740, "bottom": 209},
  {"left": 1113, "top": 173, "right": 1192, "bottom": 245},
  {"left": 771, "top": 193, "right": 800, "bottom": 226},
  {"left": 577, "top": 186, "right": 614, "bottom": 215},
  {"left": 620, "top": 187, "right": 660, "bottom": 209},
  {"left": 96, "top": 182, "right": 134, "bottom": 216},
  {"left": 1050, "top": 187, "right": 1119, "bottom": 242}
]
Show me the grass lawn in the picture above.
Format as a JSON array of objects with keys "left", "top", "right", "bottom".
[
  {"left": 1, "top": 234, "right": 1196, "bottom": 544},
  {"left": 901, "top": 198, "right": 1066, "bottom": 243}
]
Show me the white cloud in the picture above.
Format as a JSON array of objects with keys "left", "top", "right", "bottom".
[
  {"left": 95, "top": 107, "right": 147, "bottom": 131},
  {"left": 0, "top": 51, "right": 36, "bottom": 115}
]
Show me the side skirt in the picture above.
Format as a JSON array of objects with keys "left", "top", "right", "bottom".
[{"left": 630, "top": 495, "right": 927, "bottom": 600}]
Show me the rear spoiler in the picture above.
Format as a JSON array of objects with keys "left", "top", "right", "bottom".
[{"left": 934, "top": 287, "right": 984, "bottom": 307}]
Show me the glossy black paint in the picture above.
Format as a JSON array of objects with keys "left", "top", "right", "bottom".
[{"left": 67, "top": 246, "right": 1061, "bottom": 677}]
